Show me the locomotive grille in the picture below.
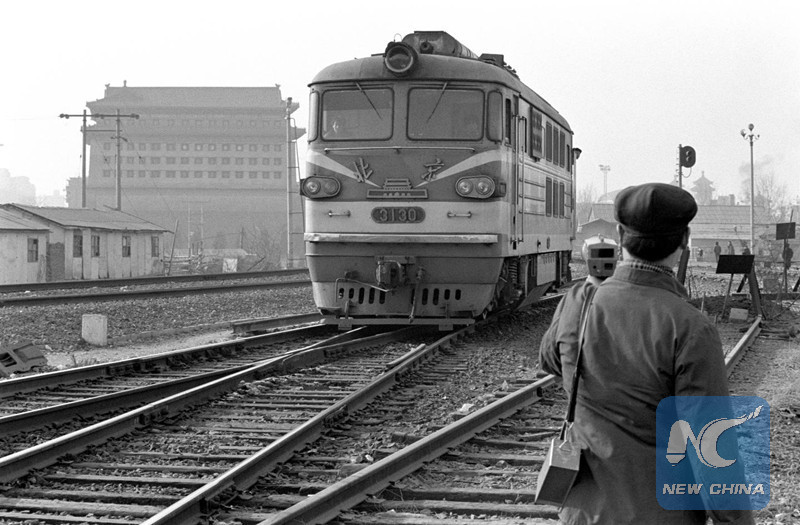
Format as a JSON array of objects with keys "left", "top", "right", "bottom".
[{"left": 336, "top": 285, "right": 463, "bottom": 306}]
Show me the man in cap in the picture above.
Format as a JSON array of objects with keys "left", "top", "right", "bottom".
[{"left": 539, "top": 183, "right": 754, "bottom": 524}]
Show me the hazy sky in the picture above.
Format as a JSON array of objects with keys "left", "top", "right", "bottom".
[{"left": 1, "top": 0, "right": 798, "bottom": 204}]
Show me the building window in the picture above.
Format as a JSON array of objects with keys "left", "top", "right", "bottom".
[
  {"left": 181, "top": 144, "right": 189, "bottom": 151},
  {"left": 138, "top": 170, "right": 146, "bottom": 177},
  {"left": 208, "top": 144, "right": 217, "bottom": 151},
  {"left": 249, "top": 171, "right": 258, "bottom": 179},
  {"left": 180, "top": 170, "right": 189, "bottom": 178},
  {"left": 248, "top": 158, "right": 258, "bottom": 165},
  {"left": 235, "top": 144, "right": 244, "bottom": 152},
  {"left": 235, "top": 171, "right": 244, "bottom": 178},
  {"left": 222, "top": 144, "right": 230, "bottom": 151},
  {"left": 167, "top": 143, "right": 176, "bottom": 151},
  {"left": 275, "top": 144, "right": 282, "bottom": 152},
  {"left": 261, "top": 171, "right": 269, "bottom": 179},
  {"left": 208, "top": 171, "right": 217, "bottom": 178},
  {"left": 127, "top": 143, "right": 135, "bottom": 151},
  {"left": 166, "top": 170, "right": 176, "bottom": 178},
  {"left": 138, "top": 143, "right": 146, "bottom": 151},
  {"left": 151, "top": 143, "right": 161, "bottom": 151},
  {"left": 166, "top": 157, "right": 176, "bottom": 164},
  {"left": 181, "top": 157, "right": 190, "bottom": 165},
  {"left": 262, "top": 144, "right": 271, "bottom": 152},
  {"left": 194, "top": 157, "right": 203, "bottom": 165},
  {"left": 73, "top": 233, "right": 83, "bottom": 258},
  {"left": 194, "top": 171, "right": 203, "bottom": 178},
  {"left": 208, "top": 157, "right": 217, "bottom": 165},
  {"left": 235, "top": 158, "right": 244, "bottom": 165},
  {"left": 126, "top": 156, "right": 135, "bottom": 164},
  {"left": 27, "top": 238, "right": 39, "bottom": 262},
  {"left": 221, "top": 158, "right": 231, "bottom": 165},
  {"left": 273, "top": 158, "right": 282, "bottom": 165},
  {"left": 122, "top": 235, "right": 131, "bottom": 257},
  {"left": 221, "top": 171, "right": 230, "bottom": 178},
  {"left": 151, "top": 236, "right": 160, "bottom": 258},
  {"left": 195, "top": 143, "right": 203, "bottom": 151},
  {"left": 126, "top": 170, "right": 135, "bottom": 178},
  {"left": 91, "top": 235, "right": 101, "bottom": 257},
  {"left": 151, "top": 170, "right": 161, "bottom": 178},
  {"left": 150, "top": 157, "right": 161, "bottom": 164},
  {"left": 273, "top": 171, "right": 282, "bottom": 179},
  {"left": 249, "top": 144, "right": 258, "bottom": 152},
  {"left": 103, "top": 169, "right": 112, "bottom": 177},
  {"left": 103, "top": 143, "right": 112, "bottom": 151}
]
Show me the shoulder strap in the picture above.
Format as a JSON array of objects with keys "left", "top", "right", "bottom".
[{"left": 565, "top": 285, "right": 597, "bottom": 424}]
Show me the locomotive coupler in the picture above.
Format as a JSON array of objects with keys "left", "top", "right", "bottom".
[{"left": 375, "top": 256, "right": 416, "bottom": 289}]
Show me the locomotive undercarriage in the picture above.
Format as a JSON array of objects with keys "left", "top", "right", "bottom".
[{"left": 309, "top": 250, "right": 569, "bottom": 330}]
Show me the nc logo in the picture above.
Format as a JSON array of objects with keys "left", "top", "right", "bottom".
[{"left": 666, "top": 405, "right": 763, "bottom": 468}]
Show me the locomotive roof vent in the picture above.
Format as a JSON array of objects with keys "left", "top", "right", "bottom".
[
  {"left": 400, "top": 31, "right": 479, "bottom": 59},
  {"left": 394, "top": 31, "right": 519, "bottom": 78}
]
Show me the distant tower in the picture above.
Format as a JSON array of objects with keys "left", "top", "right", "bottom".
[{"left": 691, "top": 171, "right": 715, "bottom": 205}]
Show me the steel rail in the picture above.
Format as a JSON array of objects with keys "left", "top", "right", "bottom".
[
  {"left": 0, "top": 314, "right": 328, "bottom": 399},
  {"left": 0, "top": 323, "right": 362, "bottom": 436},
  {"left": 0, "top": 325, "right": 427, "bottom": 484},
  {"left": 725, "top": 315, "right": 762, "bottom": 374},
  {"left": 0, "top": 269, "right": 309, "bottom": 294},
  {"left": 0, "top": 279, "right": 311, "bottom": 306}
]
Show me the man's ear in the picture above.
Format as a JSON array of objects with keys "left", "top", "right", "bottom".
[{"left": 681, "top": 227, "right": 691, "bottom": 250}]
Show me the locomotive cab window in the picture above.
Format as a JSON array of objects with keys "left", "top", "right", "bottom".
[
  {"left": 408, "top": 88, "right": 483, "bottom": 140},
  {"left": 321, "top": 88, "right": 393, "bottom": 140}
]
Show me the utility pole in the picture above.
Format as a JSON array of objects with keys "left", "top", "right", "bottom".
[
  {"left": 285, "top": 97, "right": 294, "bottom": 269},
  {"left": 60, "top": 109, "right": 138, "bottom": 209},
  {"left": 741, "top": 124, "right": 759, "bottom": 253}
]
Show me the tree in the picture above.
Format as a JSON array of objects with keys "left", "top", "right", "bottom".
[
  {"left": 576, "top": 183, "right": 598, "bottom": 225},
  {"left": 739, "top": 156, "right": 790, "bottom": 222}
]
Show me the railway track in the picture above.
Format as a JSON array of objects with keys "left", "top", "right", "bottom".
[
  {"left": 0, "top": 317, "right": 349, "bottom": 448},
  {"left": 0, "top": 278, "right": 311, "bottom": 307},
  {"left": 0, "top": 295, "right": 763, "bottom": 524},
  {"left": 0, "top": 269, "right": 309, "bottom": 295}
]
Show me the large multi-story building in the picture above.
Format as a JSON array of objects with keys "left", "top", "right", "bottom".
[{"left": 66, "top": 84, "right": 305, "bottom": 268}]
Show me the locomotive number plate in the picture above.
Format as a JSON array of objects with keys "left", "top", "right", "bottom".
[{"left": 371, "top": 206, "right": 425, "bottom": 223}]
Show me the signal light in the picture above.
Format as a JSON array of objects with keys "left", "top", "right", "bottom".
[
  {"left": 384, "top": 42, "right": 418, "bottom": 76},
  {"left": 302, "top": 176, "right": 340, "bottom": 198}
]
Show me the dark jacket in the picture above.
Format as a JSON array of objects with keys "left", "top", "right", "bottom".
[{"left": 539, "top": 262, "right": 754, "bottom": 524}]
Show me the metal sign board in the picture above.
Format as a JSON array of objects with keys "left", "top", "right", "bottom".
[
  {"left": 715, "top": 254, "right": 754, "bottom": 274},
  {"left": 776, "top": 222, "right": 796, "bottom": 240}
]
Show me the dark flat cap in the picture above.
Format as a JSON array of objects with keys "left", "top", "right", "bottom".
[{"left": 614, "top": 183, "right": 697, "bottom": 238}]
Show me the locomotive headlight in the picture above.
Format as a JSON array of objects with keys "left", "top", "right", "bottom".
[
  {"left": 303, "top": 178, "right": 321, "bottom": 195},
  {"left": 384, "top": 42, "right": 418, "bottom": 76},
  {"left": 455, "top": 176, "right": 496, "bottom": 199},
  {"left": 476, "top": 178, "right": 495, "bottom": 195},
  {"left": 302, "top": 176, "right": 341, "bottom": 198},
  {"left": 456, "top": 178, "right": 474, "bottom": 196}
]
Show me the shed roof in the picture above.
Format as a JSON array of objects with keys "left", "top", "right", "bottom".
[
  {"left": 0, "top": 204, "right": 169, "bottom": 232},
  {"left": 586, "top": 203, "right": 771, "bottom": 225},
  {"left": 0, "top": 209, "right": 49, "bottom": 232}
]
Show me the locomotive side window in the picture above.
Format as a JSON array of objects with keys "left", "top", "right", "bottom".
[
  {"left": 545, "top": 177, "right": 553, "bottom": 216},
  {"left": 529, "top": 109, "right": 543, "bottom": 159},
  {"left": 321, "top": 88, "right": 393, "bottom": 140},
  {"left": 558, "top": 130, "right": 566, "bottom": 168},
  {"left": 307, "top": 91, "right": 319, "bottom": 141},
  {"left": 487, "top": 91, "right": 503, "bottom": 142},
  {"left": 408, "top": 88, "right": 483, "bottom": 140},
  {"left": 545, "top": 122, "right": 553, "bottom": 162}
]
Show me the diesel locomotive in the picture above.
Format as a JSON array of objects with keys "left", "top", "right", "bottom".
[{"left": 302, "top": 31, "right": 577, "bottom": 329}]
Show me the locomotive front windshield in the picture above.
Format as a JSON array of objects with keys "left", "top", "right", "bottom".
[
  {"left": 321, "top": 88, "right": 393, "bottom": 140},
  {"left": 408, "top": 88, "right": 483, "bottom": 140}
]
